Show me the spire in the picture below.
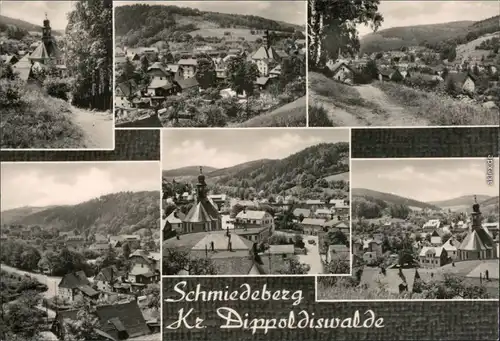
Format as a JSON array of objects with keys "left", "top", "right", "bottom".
[
  {"left": 196, "top": 166, "right": 207, "bottom": 201},
  {"left": 471, "top": 195, "right": 482, "bottom": 230}
]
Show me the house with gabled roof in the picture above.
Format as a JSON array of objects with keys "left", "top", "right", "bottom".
[
  {"left": 444, "top": 72, "right": 476, "bottom": 94},
  {"left": 419, "top": 246, "right": 448, "bottom": 268},
  {"left": 327, "top": 61, "right": 355, "bottom": 84},
  {"left": 94, "top": 265, "right": 123, "bottom": 292},
  {"left": 96, "top": 301, "right": 150, "bottom": 340},
  {"left": 251, "top": 44, "right": 281, "bottom": 76},
  {"left": 178, "top": 58, "right": 198, "bottom": 79},
  {"left": 58, "top": 271, "right": 99, "bottom": 303},
  {"left": 458, "top": 200, "right": 496, "bottom": 260}
]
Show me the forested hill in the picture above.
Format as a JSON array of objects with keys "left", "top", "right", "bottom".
[
  {"left": 215, "top": 142, "right": 349, "bottom": 193},
  {"left": 114, "top": 4, "right": 301, "bottom": 46},
  {"left": 2, "top": 191, "right": 160, "bottom": 235},
  {"left": 352, "top": 188, "right": 441, "bottom": 211},
  {"left": 360, "top": 15, "right": 500, "bottom": 53}
]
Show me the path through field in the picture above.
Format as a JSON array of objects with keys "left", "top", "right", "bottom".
[
  {"left": 354, "top": 84, "right": 430, "bottom": 126},
  {"left": 70, "top": 106, "right": 114, "bottom": 149}
]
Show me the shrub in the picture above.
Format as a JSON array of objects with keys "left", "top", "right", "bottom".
[
  {"left": 44, "top": 77, "right": 70, "bottom": 101},
  {"left": 308, "top": 104, "right": 332, "bottom": 126}
]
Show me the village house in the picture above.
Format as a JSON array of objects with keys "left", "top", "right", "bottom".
[
  {"left": 115, "top": 80, "right": 139, "bottom": 108},
  {"left": 52, "top": 300, "right": 151, "bottom": 341},
  {"left": 175, "top": 77, "right": 200, "bottom": 93},
  {"left": 94, "top": 266, "right": 122, "bottom": 292},
  {"left": 315, "top": 208, "right": 333, "bottom": 220},
  {"left": 419, "top": 246, "right": 448, "bottom": 268},
  {"left": 422, "top": 219, "right": 441, "bottom": 233},
  {"left": 65, "top": 235, "right": 85, "bottom": 251},
  {"left": 1, "top": 54, "right": 19, "bottom": 65},
  {"left": 208, "top": 194, "right": 228, "bottom": 211},
  {"left": 442, "top": 238, "right": 459, "bottom": 260},
  {"left": 129, "top": 249, "right": 161, "bottom": 275},
  {"left": 329, "top": 199, "right": 350, "bottom": 216},
  {"left": 163, "top": 210, "right": 185, "bottom": 238},
  {"left": 251, "top": 44, "right": 280, "bottom": 77},
  {"left": 89, "top": 241, "right": 111, "bottom": 253},
  {"left": 235, "top": 209, "right": 274, "bottom": 229},
  {"left": 300, "top": 218, "right": 326, "bottom": 236},
  {"left": 293, "top": 208, "right": 311, "bottom": 219},
  {"left": 58, "top": 271, "right": 99, "bottom": 303},
  {"left": 326, "top": 244, "right": 350, "bottom": 263},
  {"left": 352, "top": 240, "right": 364, "bottom": 257},
  {"left": 430, "top": 228, "right": 446, "bottom": 245},
  {"left": 327, "top": 61, "right": 354, "bottom": 84},
  {"left": 363, "top": 251, "right": 378, "bottom": 264},
  {"left": 234, "top": 226, "right": 271, "bottom": 243},
  {"left": 178, "top": 58, "right": 197, "bottom": 78},
  {"left": 444, "top": 72, "right": 476, "bottom": 94},
  {"left": 363, "top": 239, "right": 383, "bottom": 257}
]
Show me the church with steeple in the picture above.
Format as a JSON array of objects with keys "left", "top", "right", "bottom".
[
  {"left": 457, "top": 196, "right": 497, "bottom": 261},
  {"left": 180, "top": 167, "right": 221, "bottom": 234},
  {"left": 29, "top": 13, "right": 64, "bottom": 66}
]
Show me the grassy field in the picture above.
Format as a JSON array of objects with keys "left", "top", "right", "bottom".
[
  {"left": 375, "top": 81, "right": 500, "bottom": 126},
  {"left": 323, "top": 172, "right": 350, "bottom": 182},
  {"left": 1, "top": 80, "right": 85, "bottom": 148},
  {"left": 237, "top": 96, "right": 307, "bottom": 127}
]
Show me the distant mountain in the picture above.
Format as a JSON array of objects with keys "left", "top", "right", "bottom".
[
  {"left": 429, "top": 195, "right": 493, "bottom": 208},
  {"left": 353, "top": 188, "right": 441, "bottom": 211},
  {"left": 162, "top": 142, "right": 349, "bottom": 196},
  {"left": 114, "top": 4, "right": 301, "bottom": 47},
  {"left": 2, "top": 191, "right": 160, "bottom": 235},
  {"left": 0, "top": 15, "right": 62, "bottom": 36},
  {"left": 163, "top": 166, "right": 218, "bottom": 178},
  {"left": 360, "top": 15, "right": 499, "bottom": 53},
  {"left": 1, "top": 206, "right": 55, "bottom": 225}
]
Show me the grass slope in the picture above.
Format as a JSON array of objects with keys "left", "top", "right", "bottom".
[
  {"left": 353, "top": 188, "right": 441, "bottom": 210},
  {"left": 1, "top": 81, "right": 85, "bottom": 148},
  {"left": 236, "top": 96, "right": 307, "bottom": 127},
  {"left": 375, "top": 81, "right": 500, "bottom": 126}
]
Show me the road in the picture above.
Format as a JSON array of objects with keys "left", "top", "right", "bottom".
[
  {"left": 1, "top": 264, "right": 61, "bottom": 299},
  {"left": 297, "top": 235, "right": 324, "bottom": 275},
  {"left": 273, "top": 231, "right": 324, "bottom": 274},
  {"left": 71, "top": 106, "right": 114, "bottom": 149},
  {"left": 354, "top": 84, "right": 430, "bottom": 126}
]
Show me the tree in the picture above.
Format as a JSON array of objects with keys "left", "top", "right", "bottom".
[
  {"left": 324, "top": 258, "right": 350, "bottom": 274},
  {"left": 144, "top": 283, "right": 160, "bottom": 309},
  {"left": 64, "top": 307, "right": 101, "bottom": 341},
  {"left": 122, "top": 243, "right": 131, "bottom": 258},
  {"left": 327, "top": 230, "right": 347, "bottom": 246},
  {"left": 65, "top": 0, "right": 113, "bottom": 110},
  {"left": 196, "top": 56, "right": 216, "bottom": 89},
  {"left": 226, "top": 56, "right": 259, "bottom": 97},
  {"left": 276, "top": 257, "right": 310, "bottom": 274},
  {"left": 308, "top": 0, "right": 383, "bottom": 68},
  {"left": 140, "top": 55, "right": 149, "bottom": 73}
]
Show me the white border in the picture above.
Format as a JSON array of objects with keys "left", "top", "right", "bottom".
[
  {"left": 316, "top": 156, "right": 500, "bottom": 302},
  {"left": 160, "top": 127, "right": 352, "bottom": 278},
  {"left": 0, "top": 0, "right": 116, "bottom": 152}
]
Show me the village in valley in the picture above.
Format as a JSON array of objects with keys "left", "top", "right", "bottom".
[
  {"left": 161, "top": 129, "right": 351, "bottom": 276},
  {"left": 0, "top": 1, "right": 113, "bottom": 149},
  {"left": 114, "top": 1, "right": 306, "bottom": 128},
  {"left": 308, "top": 0, "right": 500, "bottom": 127},
  {"left": 318, "top": 158, "right": 499, "bottom": 300},
  {"left": 0, "top": 163, "right": 162, "bottom": 341}
]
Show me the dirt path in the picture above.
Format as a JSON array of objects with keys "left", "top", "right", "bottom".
[
  {"left": 354, "top": 84, "right": 430, "bottom": 126},
  {"left": 308, "top": 92, "right": 369, "bottom": 127},
  {"left": 70, "top": 106, "right": 114, "bottom": 149}
]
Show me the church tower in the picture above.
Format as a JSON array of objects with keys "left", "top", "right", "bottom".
[
  {"left": 457, "top": 196, "right": 496, "bottom": 261},
  {"left": 42, "top": 13, "right": 52, "bottom": 44}
]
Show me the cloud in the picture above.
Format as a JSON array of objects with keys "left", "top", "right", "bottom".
[{"left": 1, "top": 163, "right": 160, "bottom": 210}]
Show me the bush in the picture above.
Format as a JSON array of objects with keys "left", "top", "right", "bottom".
[
  {"left": 308, "top": 104, "right": 332, "bottom": 126},
  {"left": 0, "top": 79, "right": 23, "bottom": 108},
  {"left": 44, "top": 77, "right": 70, "bottom": 101}
]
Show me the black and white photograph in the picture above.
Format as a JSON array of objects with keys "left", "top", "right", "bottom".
[
  {"left": 162, "top": 129, "right": 350, "bottom": 276},
  {"left": 308, "top": 0, "right": 500, "bottom": 127},
  {"left": 317, "top": 157, "right": 499, "bottom": 301},
  {"left": 0, "top": 162, "right": 161, "bottom": 340},
  {"left": 0, "top": 1, "right": 113, "bottom": 149},
  {"left": 114, "top": 1, "right": 306, "bottom": 128}
]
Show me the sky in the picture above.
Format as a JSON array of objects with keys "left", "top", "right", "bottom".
[
  {"left": 352, "top": 158, "right": 499, "bottom": 202},
  {"left": 358, "top": 1, "right": 500, "bottom": 37},
  {"left": 0, "top": 1, "right": 75, "bottom": 30},
  {"left": 114, "top": 1, "right": 306, "bottom": 26},
  {"left": 1, "top": 162, "right": 160, "bottom": 211},
  {"left": 162, "top": 129, "right": 349, "bottom": 170}
]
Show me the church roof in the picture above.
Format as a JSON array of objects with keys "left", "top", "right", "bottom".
[
  {"left": 252, "top": 46, "right": 279, "bottom": 60},
  {"left": 30, "top": 42, "right": 50, "bottom": 60},
  {"left": 458, "top": 229, "right": 494, "bottom": 251},
  {"left": 184, "top": 199, "right": 219, "bottom": 223}
]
